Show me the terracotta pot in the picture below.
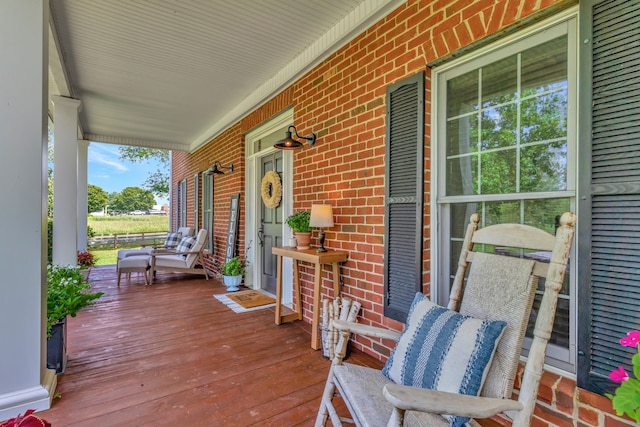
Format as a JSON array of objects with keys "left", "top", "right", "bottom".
[{"left": 295, "top": 232, "right": 311, "bottom": 250}]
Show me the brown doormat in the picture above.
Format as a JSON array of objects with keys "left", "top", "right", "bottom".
[{"left": 226, "top": 290, "right": 276, "bottom": 309}]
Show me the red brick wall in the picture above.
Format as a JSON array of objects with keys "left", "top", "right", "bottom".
[
  {"left": 172, "top": 0, "right": 633, "bottom": 424},
  {"left": 171, "top": 88, "right": 295, "bottom": 268}
]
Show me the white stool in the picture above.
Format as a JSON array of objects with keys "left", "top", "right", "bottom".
[{"left": 117, "top": 255, "right": 150, "bottom": 286}]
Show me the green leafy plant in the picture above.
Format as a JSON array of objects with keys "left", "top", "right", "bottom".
[
  {"left": 285, "top": 210, "right": 311, "bottom": 233},
  {"left": 220, "top": 256, "right": 248, "bottom": 276},
  {"left": 606, "top": 330, "right": 640, "bottom": 421},
  {"left": 218, "top": 241, "right": 252, "bottom": 277},
  {"left": 47, "top": 265, "right": 104, "bottom": 335}
]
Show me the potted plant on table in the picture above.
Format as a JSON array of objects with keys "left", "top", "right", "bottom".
[
  {"left": 220, "top": 256, "right": 248, "bottom": 292},
  {"left": 47, "top": 264, "right": 103, "bottom": 374},
  {"left": 285, "top": 210, "right": 312, "bottom": 250}
]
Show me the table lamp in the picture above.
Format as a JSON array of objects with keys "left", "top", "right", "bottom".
[{"left": 309, "top": 204, "right": 334, "bottom": 252}]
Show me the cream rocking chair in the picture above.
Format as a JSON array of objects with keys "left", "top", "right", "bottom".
[{"left": 315, "top": 212, "right": 576, "bottom": 427}]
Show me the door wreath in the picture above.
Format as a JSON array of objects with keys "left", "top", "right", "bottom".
[{"left": 261, "top": 170, "right": 282, "bottom": 208}]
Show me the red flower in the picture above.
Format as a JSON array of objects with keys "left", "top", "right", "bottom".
[{"left": 0, "top": 409, "right": 51, "bottom": 427}]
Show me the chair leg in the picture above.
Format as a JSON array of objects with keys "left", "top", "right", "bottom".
[
  {"left": 315, "top": 364, "right": 342, "bottom": 427},
  {"left": 117, "top": 269, "right": 121, "bottom": 287}
]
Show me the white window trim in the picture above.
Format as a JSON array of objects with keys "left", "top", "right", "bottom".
[
  {"left": 431, "top": 8, "right": 579, "bottom": 373},
  {"left": 202, "top": 171, "right": 213, "bottom": 251},
  {"left": 179, "top": 179, "right": 187, "bottom": 228}
]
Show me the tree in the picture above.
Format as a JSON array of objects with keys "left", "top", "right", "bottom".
[
  {"left": 109, "top": 187, "right": 156, "bottom": 213},
  {"left": 87, "top": 184, "right": 109, "bottom": 213},
  {"left": 118, "top": 147, "right": 169, "bottom": 199}
]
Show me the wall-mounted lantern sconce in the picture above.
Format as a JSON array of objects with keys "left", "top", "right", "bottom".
[
  {"left": 273, "top": 125, "right": 316, "bottom": 150},
  {"left": 206, "top": 161, "right": 234, "bottom": 175}
]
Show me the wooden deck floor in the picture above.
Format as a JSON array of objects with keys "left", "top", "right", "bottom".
[{"left": 39, "top": 266, "right": 382, "bottom": 426}]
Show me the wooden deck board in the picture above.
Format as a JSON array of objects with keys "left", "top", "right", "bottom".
[{"left": 38, "top": 266, "right": 382, "bottom": 426}]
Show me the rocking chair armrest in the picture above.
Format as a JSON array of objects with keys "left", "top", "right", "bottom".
[
  {"left": 383, "top": 384, "right": 523, "bottom": 418},
  {"left": 331, "top": 319, "right": 402, "bottom": 341}
]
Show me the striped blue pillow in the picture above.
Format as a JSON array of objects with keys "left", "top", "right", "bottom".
[{"left": 382, "top": 293, "right": 506, "bottom": 427}]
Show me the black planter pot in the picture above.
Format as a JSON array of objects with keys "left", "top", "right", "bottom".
[{"left": 47, "top": 316, "right": 67, "bottom": 374}]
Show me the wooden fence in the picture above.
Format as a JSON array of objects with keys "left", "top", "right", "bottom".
[{"left": 88, "top": 231, "right": 168, "bottom": 250}]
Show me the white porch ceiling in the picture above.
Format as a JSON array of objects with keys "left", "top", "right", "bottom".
[{"left": 48, "top": 0, "right": 405, "bottom": 152}]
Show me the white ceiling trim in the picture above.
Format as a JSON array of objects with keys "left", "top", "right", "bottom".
[
  {"left": 189, "top": 0, "right": 406, "bottom": 152},
  {"left": 85, "top": 133, "right": 186, "bottom": 152}
]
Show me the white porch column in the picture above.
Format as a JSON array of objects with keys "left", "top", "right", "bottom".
[
  {"left": 77, "top": 140, "right": 90, "bottom": 252},
  {"left": 0, "top": 0, "right": 56, "bottom": 420},
  {"left": 52, "top": 96, "right": 81, "bottom": 266}
]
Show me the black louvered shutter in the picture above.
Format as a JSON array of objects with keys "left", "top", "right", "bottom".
[
  {"left": 577, "top": 0, "right": 640, "bottom": 394},
  {"left": 384, "top": 72, "right": 424, "bottom": 322}
]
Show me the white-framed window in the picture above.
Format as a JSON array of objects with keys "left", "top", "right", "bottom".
[
  {"left": 193, "top": 173, "right": 200, "bottom": 231},
  {"left": 433, "top": 14, "right": 578, "bottom": 371},
  {"left": 202, "top": 172, "right": 213, "bottom": 251},
  {"left": 179, "top": 179, "right": 187, "bottom": 228}
]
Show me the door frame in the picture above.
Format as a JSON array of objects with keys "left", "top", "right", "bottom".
[{"left": 244, "top": 109, "right": 294, "bottom": 304}]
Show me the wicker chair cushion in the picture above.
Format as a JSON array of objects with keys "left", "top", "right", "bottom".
[{"left": 459, "top": 252, "right": 536, "bottom": 399}]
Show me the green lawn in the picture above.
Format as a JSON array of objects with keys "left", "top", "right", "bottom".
[
  {"left": 88, "top": 215, "right": 169, "bottom": 266},
  {"left": 91, "top": 249, "right": 118, "bottom": 266},
  {"left": 88, "top": 215, "right": 170, "bottom": 234}
]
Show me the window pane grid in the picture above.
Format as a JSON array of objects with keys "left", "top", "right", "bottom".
[{"left": 439, "top": 24, "right": 575, "bottom": 369}]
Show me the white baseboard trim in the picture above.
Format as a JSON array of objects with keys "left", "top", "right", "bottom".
[{"left": 0, "top": 369, "right": 57, "bottom": 421}]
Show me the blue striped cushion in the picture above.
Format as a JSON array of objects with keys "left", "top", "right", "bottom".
[{"left": 382, "top": 293, "right": 506, "bottom": 427}]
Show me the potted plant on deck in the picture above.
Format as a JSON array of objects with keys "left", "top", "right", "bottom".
[
  {"left": 285, "top": 210, "right": 311, "bottom": 250},
  {"left": 47, "top": 265, "right": 103, "bottom": 374},
  {"left": 77, "top": 250, "right": 96, "bottom": 280},
  {"left": 220, "top": 256, "right": 248, "bottom": 292}
]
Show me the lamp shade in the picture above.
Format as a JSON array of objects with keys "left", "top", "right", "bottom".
[{"left": 309, "top": 204, "right": 334, "bottom": 228}]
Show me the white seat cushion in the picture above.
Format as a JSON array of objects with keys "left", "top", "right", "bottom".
[
  {"left": 153, "top": 254, "right": 188, "bottom": 269},
  {"left": 118, "top": 255, "right": 149, "bottom": 269}
]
